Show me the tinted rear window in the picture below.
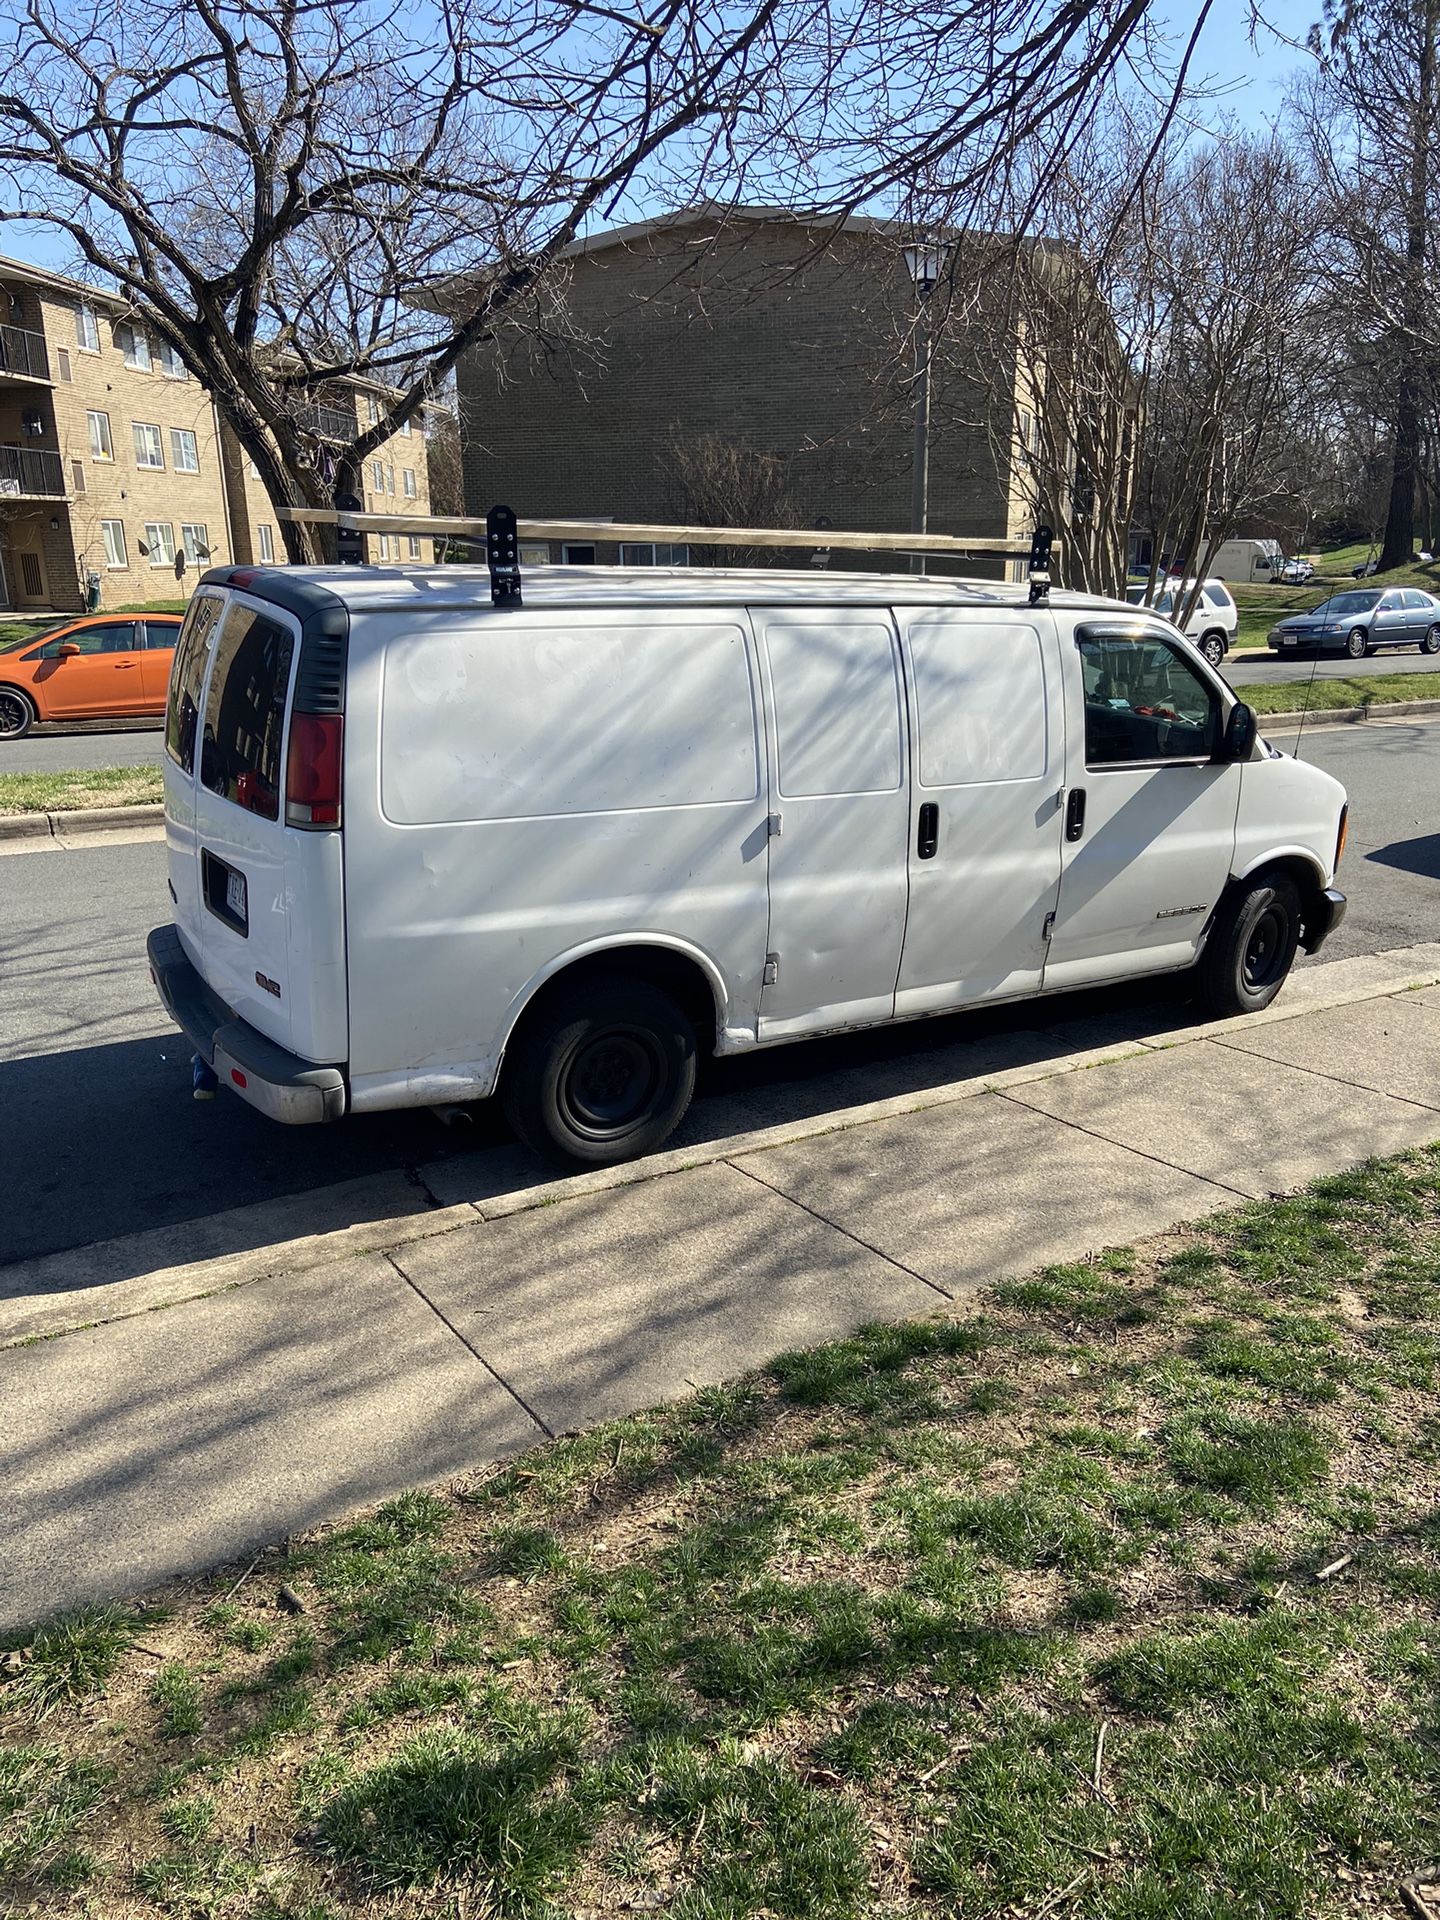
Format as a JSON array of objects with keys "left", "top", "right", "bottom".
[
  {"left": 165, "top": 594, "right": 225, "bottom": 773},
  {"left": 199, "top": 604, "right": 295, "bottom": 820}
]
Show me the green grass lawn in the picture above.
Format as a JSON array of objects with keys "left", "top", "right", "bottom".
[
  {"left": 1232, "top": 671, "right": 1440, "bottom": 716},
  {"left": 5, "top": 1148, "right": 1440, "bottom": 1918},
  {"left": 0, "top": 767, "right": 162, "bottom": 815}
]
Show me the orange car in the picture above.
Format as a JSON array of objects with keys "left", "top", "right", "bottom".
[{"left": 0, "top": 612, "right": 182, "bottom": 738}]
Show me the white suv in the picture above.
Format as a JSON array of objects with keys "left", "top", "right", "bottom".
[{"left": 1126, "top": 578, "right": 1239, "bottom": 667}]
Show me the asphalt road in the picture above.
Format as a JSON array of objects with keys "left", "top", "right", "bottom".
[
  {"left": 2, "top": 714, "right": 1436, "bottom": 1269},
  {"left": 0, "top": 721, "right": 164, "bottom": 775},
  {"left": 1231, "top": 647, "right": 1440, "bottom": 687}
]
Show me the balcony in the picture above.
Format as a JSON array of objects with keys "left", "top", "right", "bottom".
[
  {"left": 0, "top": 443, "right": 66, "bottom": 498},
  {"left": 0, "top": 323, "right": 51, "bottom": 384},
  {"left": 293, "top": 402, "right": 356, "bottom": 444}
]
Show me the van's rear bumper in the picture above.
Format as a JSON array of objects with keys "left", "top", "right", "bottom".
[{"left": 147, "top": 924, "right": 347, "bottom": 1124}]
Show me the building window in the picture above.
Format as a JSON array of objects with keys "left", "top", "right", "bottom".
[
  {"left": 132, "top": 422, "right": 165, "bottom": 469},
  {"left": 181, "top": 523, "right": 211, "bottom": 566},
  {"left": 407, "top": 534, "right": 421, "bottom": 559},
  {"left": 144, "top": 521, "right": 176, "bottom": 565},
  {"left": 399, "top": 416, "right": 412, "bottom": 436},
  {"left": 170, "top": 428, "right": 199, "bottom": 473},
  {"left": 56, "top": 347, "right": 72, "bottom": 383},
  {"left": 87, "top": 410, "right": 113, "bottom": 460},
  {"left": 562, "top": 544, "right": 597, "bottom": 565},
  {"left": 71, "top": 458, "right": 86, "bottom": 495},
  {"left": 386, "top": 465, "right": 395, "bottom": 494},
  {"left": 519, "top": 541, "right": 550, "bottom": 566},
  {"left": 101, "top": 519, "right": 127, "bottom": 568},
  {"left": 76, "top": 301, "right": 101, "bottom": 353},
  {"left": 370, "top": 459, "right": 385, "bottom": 491},
  {"left": 117, "top": 322, "right": 151, "bottom": 371},
  {"left": 157, "top": 339, "right": 188, "bottom": 380},
  {"left": 365, "top": 394, "right": 380, "bottom": 426},
  {"left": 620, "top": 543, "right": 689, "bottom": 566},
  {"left": 257, "top": 522, "right": 275, "bottom": 563},
  {"left": 402, "top": 468, "right": 417, "bottom": 498}
]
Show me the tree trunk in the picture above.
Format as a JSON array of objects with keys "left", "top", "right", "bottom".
[{"left": 1380, "top": 372, "right": 1420, "bottom": 569}]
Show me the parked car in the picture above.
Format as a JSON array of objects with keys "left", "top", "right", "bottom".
[
  {"left": 1276, "top": 557, "right": 1315, "bottom": 585},
  {"left": 1125, "top": 577, "right": 1238, "bottom": 665},
  {"left": 147, "top": 560, "right": 1348, "bottom": 1168},
  {"left": 1268, "top": 587, "right": 1440, "bottom": 658},
  {"left": 1351, "top": 557, "right": 1380, "bottom": 578},
  {"left": 0, "top": 612, "right": 182, "bottom": 738}
]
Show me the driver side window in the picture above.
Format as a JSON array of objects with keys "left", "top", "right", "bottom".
[{"left": 1079, "top": 633, "right": 1220, "bottom": 767}]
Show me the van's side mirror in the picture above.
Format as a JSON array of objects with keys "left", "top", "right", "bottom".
[
  {"left": 1220, "top": 701, "right": 1257, "bottom": 762},
  {"left": 56, "top": 641, "right": 81, "bottom": 658}
]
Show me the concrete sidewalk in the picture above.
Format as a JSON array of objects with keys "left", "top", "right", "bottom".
[{"left": 5, "top": 942, "right": 1440, "bottom": 1630}]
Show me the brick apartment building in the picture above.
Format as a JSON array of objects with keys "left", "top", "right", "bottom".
[
  {"left": 0, "top": 255, "right": 436, "bottom": 612},
  {"left": 457, "top": 207, "right": 1048, "bottom": 578}
]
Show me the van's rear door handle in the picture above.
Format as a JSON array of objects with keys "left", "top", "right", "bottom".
[
  {"left": 1065, "top": 789, "right": 1086, "bottom": 841},
  {"left": 917, "top": 801, "right": 939, "bottom": 860}
]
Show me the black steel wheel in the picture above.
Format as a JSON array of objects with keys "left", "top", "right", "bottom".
[
  {"left": 1197, "top": 872, "right": 1302, "bottom": 1017},
  {"left": 502, "top": 971, "right": 697, "bottom": 1169}
]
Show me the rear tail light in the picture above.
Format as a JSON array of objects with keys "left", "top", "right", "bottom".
[{"left": 286, "top": 712, "right": 343, "bottom": 828}]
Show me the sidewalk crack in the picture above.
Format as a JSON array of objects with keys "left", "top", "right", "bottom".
[
  {"left": 384, "top": 1251, "right": 554, "bottom": 1437},
  {"left": 1205, "top": 1034, "right": 1440, "bottom": 1115},
  {"left": 991, "top": 1091, "right": 1256, "bottom": 1200},
  {"left": 725, "top": 1159, "right": 954, "bottom": 1301}
]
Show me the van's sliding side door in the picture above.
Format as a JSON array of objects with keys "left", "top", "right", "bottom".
[
  {"left": 751, "top": 608, "right": 911, "bottom": 1040},
  {"left": 893, "top": 609, "right": 1066, "bottom": 1015}
]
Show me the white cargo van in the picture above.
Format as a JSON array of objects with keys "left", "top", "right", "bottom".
[{"left": 148, "top": 562, "right": 1348, "bottom": 1168}]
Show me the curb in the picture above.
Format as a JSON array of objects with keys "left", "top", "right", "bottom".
[
  {"left": 0, "top": 801, "right": 162, "bottom": 841},
  {"left": 1239, "top": 696, "right": 1440, "bottom": 729}
]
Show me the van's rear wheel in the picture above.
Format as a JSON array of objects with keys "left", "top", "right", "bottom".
[
  {"left": 1197, "top": 873, "right": 1301, "bottom": 1017},
  {"left": 502, "top": 972, "right": 696, "bottom": 1169}
]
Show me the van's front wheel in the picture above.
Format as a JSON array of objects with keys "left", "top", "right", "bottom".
[
  {"left": 1197, "top": 873, "right": 1301, "bottom": 1017},
  {"left": 502, "top": 973, "right": 696, "bottom": 1169}
]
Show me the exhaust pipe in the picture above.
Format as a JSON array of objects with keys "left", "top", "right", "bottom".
[{"left": 429, "top": 1102, "right": 475, "bottom": 1129}]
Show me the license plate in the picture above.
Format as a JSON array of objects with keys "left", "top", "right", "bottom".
[
  {"left": 226, "top": 870, "right": 247, "bottom": 921},
  {"left": 1282, "top": 638, "right": 1297, "bottom": 647}
]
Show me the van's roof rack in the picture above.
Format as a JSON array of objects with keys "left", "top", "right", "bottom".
[{"left": 279, "top": 505, "right": 1058, "bottom": 595}]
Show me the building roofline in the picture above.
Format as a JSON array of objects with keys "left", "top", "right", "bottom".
[{"left": 0, "top": 252, "right": 132, "bottom": 313}]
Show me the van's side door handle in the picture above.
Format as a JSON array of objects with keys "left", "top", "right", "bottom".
[
  {"left": 917, "top": 801, "right": 939, "bottom": 860},
  {"left": 1065, "top": 789, "right": 1086, "bottom": 842}
]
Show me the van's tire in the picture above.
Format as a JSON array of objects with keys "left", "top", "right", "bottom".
[
  {"left": 1196, "top": 872, "right": 1302, "bottom": 1017},
  {"left": 501, "top": 972, "right": 697, "bottom": 1170},
  {"left": 1345, "top": 628, "right": 1368, "bottom": 659},
  {"left": 0, "top": 687, "right": 36, "bottom": 739},
  {"left": 1199, "top": 632, "right": 1227, "bottom": 667}
]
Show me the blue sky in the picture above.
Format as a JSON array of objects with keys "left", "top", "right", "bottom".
[{"left": 5, "top": 0, "right": 1316, "bottom": 283}]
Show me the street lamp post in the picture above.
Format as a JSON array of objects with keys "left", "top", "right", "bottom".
[{"left": 902, "top": 241, "right": 949, "bottom": 576}]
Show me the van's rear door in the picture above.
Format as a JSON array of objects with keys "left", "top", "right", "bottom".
[
  {"left": 161, "top": 588, "right": 227, "bottom": 973},
  {"left": 185, "top": 588, "right": 348, "bottom": 1065}
]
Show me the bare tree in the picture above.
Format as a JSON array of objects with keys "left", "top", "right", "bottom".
[
  {"left": 0, "top": 0, "right": 1215, "bottom": 556},
  {"left": 660, "top": 428, "right": 804, "bottom": 565},
  {"left": 1302, "top": 0, "right": 1440, "bottom": 570}
]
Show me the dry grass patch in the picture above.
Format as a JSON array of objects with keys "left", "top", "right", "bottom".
[
  {"left": 0, "top": 767, "right": 162, "bottom": 815},
  {"left": 3, "top": 1151, "right": 1440, "bottom": 1918}
]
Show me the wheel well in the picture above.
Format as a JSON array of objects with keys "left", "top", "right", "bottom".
[
  {"left": 513, "top": 946, "right": 722, "bottom": 1052},
  {"left": 1228, "top": 856, "right": 1326, "bottom": 930}
]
